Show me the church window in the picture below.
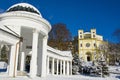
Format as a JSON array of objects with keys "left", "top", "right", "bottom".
[
  {"left": 80, "top": 44, "right": 82, "bottom": 47},
  {"left": 94, "top": 43, "right": 96, "bottom": 47},
  {"left": 86, "top": 43, "right": 90, "bottom": 47},
  {"left": 80, "top": 35, "right": 82, "bottom": 38},
  {"left": 93, "top": 35, "right": 95, "bottom": 38}
]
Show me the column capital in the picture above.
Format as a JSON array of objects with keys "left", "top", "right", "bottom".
[
  {"left": 33, "top": 28, "right": 39, "bottom": 33},
  {"left": 43, "top": 35, "right": 48, "bottom": 39}
]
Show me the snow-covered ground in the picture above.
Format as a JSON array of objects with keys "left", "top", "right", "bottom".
[
  {"left": 109, "top": 66, "right": 120, "bottom": 72},
  {"left": 0, "top": 73, "right": 119, "bottom": 80},
  {"left": 0, "top": 66, "right": 120, "bottom": 80}
]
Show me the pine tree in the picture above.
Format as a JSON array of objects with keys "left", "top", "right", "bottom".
[
  {"left": 96, "top": 54, "right": 109, "bottom": 77},
  {"left": 1, "top": 45, "right": 8, "bottom": 63},
  {"left": 72, "top": 53, "right": 82, "bottom": 74}
]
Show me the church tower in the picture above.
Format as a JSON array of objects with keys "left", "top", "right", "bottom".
[
  {"left": 91, "top": 29, "right": 96, "bottom": 38},
  {"left": 78, "top": 30, "right": 84, "bottom": 39}
]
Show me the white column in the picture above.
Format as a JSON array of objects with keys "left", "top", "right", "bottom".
[
  {"left": 0, "top": 44, "right": 1, "bottom": 60},
  {"left": 30, "top": 30, "right": 39, "bottom": 77},
  {"left": 60, "top": 60, "right": 62, "bottom": 75},
  {"left": 9, "top": 45, "right": 15, "bottom": 77},
  {"left": 20, "top": 52, "right": 25, "bottom": 71},
  {"left": 52, "top": 58, "right": 54, "bottom": 75},
  {"left": 70, "top": 61, "right": 72, "bottom": 75},
  {"left": 9, "top": 43, "right": 19, "bottom": 77},
  {"left": 47, "top": 56, "right": 49, "bottom": 75},
  {"left": 40, "top": 36, "right": 48, "bottom": 77},
  {"left": 67, "top": 61, "right": 69, "bottom": 75},
  {"left": 63, "top": 60, "right": 65, "bottom": 75},
  {"left": 56, "top": 59, "right": 59, "bottom": 75}
]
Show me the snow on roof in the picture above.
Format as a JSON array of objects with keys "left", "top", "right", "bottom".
[
  {"left": 7, "top": 3, "right": 41, "bottom": 16},
  {"left": 47, "top": 46, "right": 72, "bottom": 57}
]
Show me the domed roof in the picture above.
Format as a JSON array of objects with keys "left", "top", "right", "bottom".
[
  {"left": 7, "top": 3, "right": 41, "bottom": 16},
  {"left": 84, "top": 32, "right": 91, "bottom": 34}
]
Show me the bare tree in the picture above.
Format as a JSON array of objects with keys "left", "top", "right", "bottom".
[
  {"left": 72, "top": 36, "right": 78, "bottom": 54},
  {"left": 108, "top": 42, "right": 120, "bottom": 65},
  {"left": 48, "top": 23, "right": 72, "bottom": 50},
  {"left": 109, "top": 28, "right": 120, "bottom": 65}
]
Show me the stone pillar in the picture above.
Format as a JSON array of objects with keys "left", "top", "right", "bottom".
[
  {"left": 63, "top": 60, "right": 65, "bottom": 75},
  {"left": 60, "top": 60, "right": 62, "bottom": 75},
  {"left": 67, "top": 61, "right": 69, "bottom": 75},
  {"left": 30, "top": 30, "right": 39, "bottom": 77},
  {"left": 9, "top": 43, "right": 19, "bottom": 77},
  {"left": 47, "top": 56, "right": 49, "bottom": 75},
  {"left": 56, "top": 59, "right": 59, "bottom": 75},
  {"left": 52, "top": 58, "right": 54, "bottom": 75},
  {"left": 20, "top": 52, "right": 25, "bottom": 71}
]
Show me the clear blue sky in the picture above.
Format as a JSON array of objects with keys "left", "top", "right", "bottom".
[{"left": 0, "top": 0, "right": 120, "bottom": 42}]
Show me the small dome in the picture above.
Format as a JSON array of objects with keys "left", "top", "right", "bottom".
[
  {"left": 7, "top": 3, "right": 41, "bottom": 16},
  {"left": 84, "top": 32, "right": 91, "bottom": 34}
]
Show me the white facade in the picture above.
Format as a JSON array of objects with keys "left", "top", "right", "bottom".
[{"left": 0, "top": 3, "right": 72, "bottom": 77}]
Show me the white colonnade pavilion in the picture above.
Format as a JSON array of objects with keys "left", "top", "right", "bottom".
[{"left": 0, "top": 3, "right": 73, "bottom": 78}]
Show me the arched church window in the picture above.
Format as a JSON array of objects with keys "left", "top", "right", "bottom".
[
  {"left": 80, "top": 44, "right": 82, "bottom": 47},
  {"left": 94, "top": 43, "right": 96, "bottom": 47},
  {"left": 80, "top": 35, "right": 82, "bottom": 38},
  {"left": 93, "top": 35, "right": 95, "bottom": 38}
]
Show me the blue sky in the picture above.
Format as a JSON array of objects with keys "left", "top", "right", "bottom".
[{"left": 0, "top": 0, "right": 120, "bottom": 42}]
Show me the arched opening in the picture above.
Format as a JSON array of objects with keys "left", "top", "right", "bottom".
[
  {"left": 86, "top": 52, "right": 91, "bottom": 62},
  {"left": 87, "top": 56, "right": 90, "bottom": 61}
]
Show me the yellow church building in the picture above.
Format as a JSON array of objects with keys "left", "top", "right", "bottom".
[{"left": 78, "top": 29, "right": 107, "bottom": 62}]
